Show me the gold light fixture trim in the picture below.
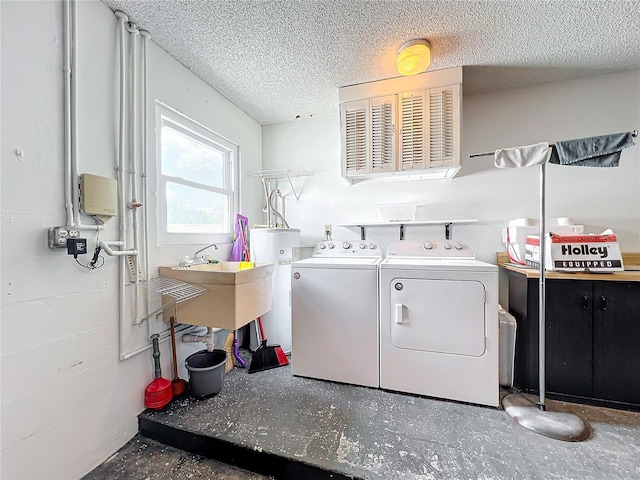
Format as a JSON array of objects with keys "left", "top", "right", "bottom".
[{"left": 397, "top": 39, "right": 431, "bottom": 76}]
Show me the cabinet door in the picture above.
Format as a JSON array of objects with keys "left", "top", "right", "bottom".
[
  {"left": 398, "top": 85, "right": 460, "bottom": 172},
  {"left": 370, "top": 95, "right": 396, "bottom": 173},
  {"left": 399, "top": 90, "right": 427, "bottom": 171},
  {"left": 341, "top": 99, "right": 370, "bottom": 176},
  {"left": 544, "top": 280, "right": 593, "bottom": 397},
  {"left": 593, "top": 282, "right": 640, "bottom": 405},
  {"left": 427, "top": 84, "right": 459, "bottom": 167}
]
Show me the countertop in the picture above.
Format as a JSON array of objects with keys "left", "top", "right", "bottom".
[{"left": 497, "top": 252, "right": 640, "bottom": 282}]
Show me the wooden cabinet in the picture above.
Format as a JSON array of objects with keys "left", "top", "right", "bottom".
[
  {"left": 507, "top": 270, "right": 640, "bottom": 409},
  {"left": 593, "top": 281, "right": 640, "bottom": 404}
]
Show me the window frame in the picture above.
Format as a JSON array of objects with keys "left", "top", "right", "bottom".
[{"left": 155, "top": 102, "right": 239, "bottom": 245}]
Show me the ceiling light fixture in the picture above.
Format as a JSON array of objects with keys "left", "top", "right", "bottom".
[{"left": 397, "top": 39, "right": 431, "bottom": 76}]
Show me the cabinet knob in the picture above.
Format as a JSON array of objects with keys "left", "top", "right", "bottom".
[
  {"left": 582, "top": 296, "right": 589, "bottom": 310},
  {"left": 600, "top": 296, "right": 607, "bottom": 311}
]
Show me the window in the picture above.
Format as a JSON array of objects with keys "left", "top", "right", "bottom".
[{"left": 156, "top": 103, "right": 238, "bottom": 245}]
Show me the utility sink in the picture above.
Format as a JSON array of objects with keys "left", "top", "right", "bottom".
[{"left": 158, "top": 262, "right": 274, "bottom": 330}]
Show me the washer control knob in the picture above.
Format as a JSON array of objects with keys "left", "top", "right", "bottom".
[
  {"left": 368, "top": 243, "right": 377, "bottom": 249},
  {"left": 359, "top": 243, "right": 367, "bottom": 249},
  {"left": 342, "top": 241, "right": 351, "bottom": 249},
  {"left": 318, "top": 243, "right": 326, "bottom": 249},
  {"left": 455, "top": 243, "right": 464, "bottom": 250},
  {"left": 328, "top": 243, "right": 335, "bottom": 249},
  {"left": 423, "top": 241, "right": 433, "bottom": 250},
  {"left": 444, "top": 243, "right": 452, "bottom": 250}
]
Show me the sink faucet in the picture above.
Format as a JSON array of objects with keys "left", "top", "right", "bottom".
[
  {"left": 179, "top": 243, "right": 218, "bottom": 267},
  {"left": 194, "top": 243, "right": 218, "bottom": 259}
]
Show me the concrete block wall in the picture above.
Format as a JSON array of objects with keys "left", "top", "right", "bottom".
[{"left": 1, "top": 1, "right": 262, "bottom": 478}]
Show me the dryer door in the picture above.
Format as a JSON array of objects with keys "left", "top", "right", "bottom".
[{"left": 389, "top": 278, "right": 486, "bottom": 356}]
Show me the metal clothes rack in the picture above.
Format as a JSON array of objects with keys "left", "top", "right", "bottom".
[
  {"left": 140, "top": 276, "right": 205, "bottom": 304},
  {"left": 469, "top": 130, "right": 638, "bottom": 158},
  {"left": 140, "top": 276, "right": 206, "bottom": 330},
  {"left": 470, "top": 129, "right": 637, "bottom": 441},
  {"left": 249, "top": 167, "right": 312, "bottom": 201}
]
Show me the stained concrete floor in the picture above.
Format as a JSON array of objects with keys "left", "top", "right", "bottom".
[
  {"left": 82, "top": 435, "right": 272, "bottom": 480},
  {"left": 129, "top": 355, "right": 640, "bottom": 480}
]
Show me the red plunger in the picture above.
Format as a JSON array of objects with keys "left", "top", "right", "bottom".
[{"left": 144, "top": 334, "right": 173, "bottom": 410}]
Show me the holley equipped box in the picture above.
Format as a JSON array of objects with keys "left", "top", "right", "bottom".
[{"left": 525, "top": 233, "right": 624, "bottom": 272}]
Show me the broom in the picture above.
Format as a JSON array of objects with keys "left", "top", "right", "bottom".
[{"left": 248, "top": 316, "right": 289, "bottom": 373}]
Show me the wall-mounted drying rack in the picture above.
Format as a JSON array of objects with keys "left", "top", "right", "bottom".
[
  {"left": 249, "top": 167, "right": 312, "bottom": 201},
  {"left": 140, "top": 276, "right": 206, "bottom": 327},
  {"left": 140, "top": 276, "right": 205, "bottom": 304},
  {"left": 338, "top": 219, "right": 478, "bottom": 241}
]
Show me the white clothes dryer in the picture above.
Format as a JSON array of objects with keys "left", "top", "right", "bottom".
[
  {"left": 379, "top": 240, "right": 499, "bottom": 407},
  {"left": 291, "top": 240, "right": 383, "bottom": 387}
]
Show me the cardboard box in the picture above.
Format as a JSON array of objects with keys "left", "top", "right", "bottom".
[
  {"left": 159, "top": 262, "right": 274, "bottom": 329},
  {"left": 525, "top": 233, "right": 624, "bottom": 272}
]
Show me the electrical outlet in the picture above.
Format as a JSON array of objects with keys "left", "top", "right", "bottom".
[
  {"left": 48, "top": 226, "right": 80, "bottom": 248},
  {"left": 324, "top": 224, "right": 332, "bottom": 236}
]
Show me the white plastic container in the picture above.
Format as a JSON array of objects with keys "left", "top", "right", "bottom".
[
  {"left": 499, "top": 305, "right": 517, "bottom": 388},
  {"left": 502, "top": 218, "right": 584, "bottom": 264}
]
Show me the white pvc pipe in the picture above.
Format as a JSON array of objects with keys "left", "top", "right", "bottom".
[
  {"left": 127, "top": 22, "right": 141, "bottom": 325},
  {"left": 63, "top": 0, "right": 107, "bottom": 233},
  {"left": 182, "top": 327, "right": 216, "bottom": 352},
  {"left": 70, "top": 0, "right": 80, "bottom": 228},
  {"left": 70, "top": 2, "right": 105, "bottom": 230},
  {"left": 115, "top": 11, "right": 129, "bottom": 362},
  {"left": 63, "top": 0, "right": 74, "bottom": 227},
  {"left": 98, "top": 240, "right": 137, "bottom": 257},
  {"left": 120, "top": 323, "right": 195, "bottom": 361},
  {"left": 140, "top": 30, "right": 151, "bottom": 326}
]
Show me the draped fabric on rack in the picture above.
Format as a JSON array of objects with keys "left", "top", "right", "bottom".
[
  {"left": 494, "top": 142, "right": 551, "bottom": 168},
  {"left": 548, "top": 131, "right": 635, "bottom": 167},
  {"left": 469, "top": 130, "right": 637, "bottom": 162}
]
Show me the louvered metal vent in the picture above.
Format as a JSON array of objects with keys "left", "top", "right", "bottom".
[
  {"left": 344, "top": 108, "right": 367, "bottom": 173},
  {"left": 371, "top": 102, "right": 393, "bottom": 171},
  {"left": 400, "top": 93, "right": 425, "bottom": 170},
  {"left": 430, "top": 87, "right": 455, "bottom": 162}
]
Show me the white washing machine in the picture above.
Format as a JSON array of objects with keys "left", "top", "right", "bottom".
[
  {"left": 291, "top": 240, "right": 382, "bottom": 387},
  {"left": 379, "top": 240, "right": 499, "bottom": 407}
]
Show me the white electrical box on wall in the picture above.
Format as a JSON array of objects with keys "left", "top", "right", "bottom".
[{"left": 80, "top": 173, "right": 117, "bottom": 222}]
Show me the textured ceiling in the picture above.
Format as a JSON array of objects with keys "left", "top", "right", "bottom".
[{"left": 101, "top": 0, "right": 640, "bottom": 125}]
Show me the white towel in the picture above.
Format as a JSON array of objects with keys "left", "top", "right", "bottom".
[{"left": 494, "top": 142, "right": 551, "bottom": 168}]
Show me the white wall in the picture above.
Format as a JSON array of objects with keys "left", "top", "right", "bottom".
[
  {"left": 1, "top": 1, "right": 262, "bottom": 478},
  {"left": 263, "top": 70, "right": 640, "bottom": 263}
]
